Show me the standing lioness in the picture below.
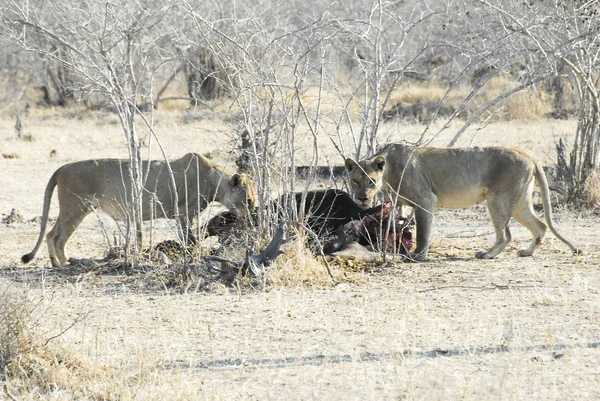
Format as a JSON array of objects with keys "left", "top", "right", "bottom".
[
  {"left": 22, "top": 153, "right": 257, "bottom": 267},
  {"left": 345, "top": 144, "right": 581, "bottom": 261}
]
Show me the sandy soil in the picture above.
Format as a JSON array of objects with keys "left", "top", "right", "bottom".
[{"left": 1, "top": 111, "right": 599, "bottom": 400}]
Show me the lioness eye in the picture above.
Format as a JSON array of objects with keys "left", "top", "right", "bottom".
[{"left": 352, "top": 179, "right": 359, "bottom": 184}]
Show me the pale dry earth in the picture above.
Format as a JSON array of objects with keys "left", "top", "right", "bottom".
[{"left": 1, "top": 111, "right": 599, "bottom": 400}]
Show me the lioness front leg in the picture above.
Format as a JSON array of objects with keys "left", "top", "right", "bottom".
[{"left": 410, "top": 207, "right": 434, "bottom": 261}]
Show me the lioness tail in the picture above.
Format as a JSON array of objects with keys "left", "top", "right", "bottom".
[
  {"left": 21, "top": 170, "right": 59, "bottom": 264},
  {"left": 534, "top": 163, "right": 582, "bottom": 255}
]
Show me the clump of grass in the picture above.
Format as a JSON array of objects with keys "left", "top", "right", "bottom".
[
  {"left": 385, "top": 77, "right": 556, "bottom": 122},
  {"left": 584, "top": 168, "right": 600, "bottom": 209},
  {"left": 99, "top": 225, "right": 374, "bottom": 292},
  {"left": 389, "top": 83, "right": 450, "bottom": 104},
  {"left": 0, "top": 284, "right": 32, "bottom": 377},
  {"left": 0, "top": 283, "right": 100, "bottom": 399},
  {"left": 485, "top": 77, "right": 552, "bottom": 120},
  {"left": 264, "top": 228, "right": 367, "bottom": 288}
]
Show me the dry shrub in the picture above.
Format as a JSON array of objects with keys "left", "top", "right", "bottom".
[
  {"left": 389, "top": 83, "right": 449, "bottom": 104},
  {"left": 104, "top": 226, "right": 376, "bottom": 292},
  {"left": 385, "top": 78, "right": 555, "bottom": 122},
  {"left": 1, "top": 208, "right": 24, "bottom": 224},
  {"left": 264, "top": 228, "right": 366, "bottom": 288},
  {"left": 0, "top": 285, "right": 32, "bottom": 375},
  {"left": 0, "top": 283, "right": 101, "bottom": 399},
  {"left": 298, "top": 86, "right": 351, "bottom": 114},
  {"left": 584, "top": 168, "right": 600, "bottom": 209},
  {"left": 481, "top": 76, "right": 552, "bottom": 120},
  {"left": 2, "top": 152, "right": 20, "bottom": 159}
]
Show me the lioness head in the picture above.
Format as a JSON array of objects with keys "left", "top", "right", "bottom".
[
  {"left": 222, "top": 173, "right": 257, "bottom": 218},
  {"left": 345, "top": 156, "right": 386, "bottom": 208}
]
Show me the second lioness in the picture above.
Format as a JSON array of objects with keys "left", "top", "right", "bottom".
[
  {"left": 22, "top": 153, "right": 257, "bottom": 267},
  {"left": 345, "top": 144, "right": 581, "bottom": 261}
]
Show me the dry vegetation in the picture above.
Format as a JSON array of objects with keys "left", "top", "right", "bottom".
[
  {"left": 0, "top": 283, "right": 100, "bottom": 399},
  {"left": 0, "top": 99, "right": 599, "bottom": 398},
  {"left": 386, "top": 76, "right": 563, "bottom": 122},
  {"left": 0, "top": 0, "right": 599, "bottom": 397}
]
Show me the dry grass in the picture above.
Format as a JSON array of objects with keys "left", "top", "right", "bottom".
[
  {"left": 264, "top": 228, "right": 368, "bottom": 288},
  {"left": 0, "top": 283, "right": 103, "bottom": 400},
  {"left": 585, "top": 168, "right": 600, "bottom": 209},
  {"left": 280, "top": 77, "right": 555, "bottom": 124},
  {"left": 56, "top": 225, "right": 373, "bottom": 295},
  {"left": 0, "top": 100, "right": 598, "bottom": 399},
  {"left": 0, "top": 284, "right": 32, "bottom": 376},
  {"left": 389, "top": 82, "right": 452, "bottom": 104},
  {"left": 139, "top": 228, "right": 373, "bottom": 292},
  {"left": 483, "top": 77, "right": 553, "bottom": 120},
  {"left": 385, "top": 77, "right": 555, "bottom": 122}
]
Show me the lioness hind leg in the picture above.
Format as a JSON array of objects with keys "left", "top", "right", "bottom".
[
  {"left": 46, "top": 224, "right": 61, "bottom": 267},
  {"left": 47, "top": 210, "right": 89, "bottom": 267},
  {"left": 477, "top": 196, "right": 514, "bottom": 259},
  {"left": 512, "top": 194, "right": 547, "bottom": 257}
]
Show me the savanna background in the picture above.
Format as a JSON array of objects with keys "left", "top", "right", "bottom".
[{"left": 1, "top": 0, "right": 599, "bottom": 399}]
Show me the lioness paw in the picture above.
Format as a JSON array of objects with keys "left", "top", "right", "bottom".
[
  {"left": 406, "top": 251, "right": 427, "bottom": 262},
  {"left": 517, "top": 249, "right": 534, "bottom": 257},
  {"left": 475, "top": 251, "right": 495, "bottom": 259}
]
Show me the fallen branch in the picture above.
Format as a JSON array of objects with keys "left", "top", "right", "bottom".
[{"left": 202, "top": 220, "right": 288, "bottom": 277}]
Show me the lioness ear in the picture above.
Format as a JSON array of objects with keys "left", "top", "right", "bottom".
[
  {"left": 372, "top": 156, "right": 386, "bottom": 172},
  {"left": 231, "top": 173, "right": 246, "bottom": 187},
  {"left": 345, "top": 158, "right": 358, "bottom": 173}
]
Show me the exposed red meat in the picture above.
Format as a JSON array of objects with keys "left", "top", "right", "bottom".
[{"left": 345, "top": 201, "right": 414, "bottom": 254}]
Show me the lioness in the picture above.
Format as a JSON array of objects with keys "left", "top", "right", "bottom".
[
  {"left": 22, "top": 153, "right": 257, "bottom": 267},
  {"left": 345, "top": 144, "right": 581, "bottom": 261}
]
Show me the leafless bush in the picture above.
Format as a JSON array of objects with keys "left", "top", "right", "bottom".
[
  {"left": 466, "top": 1, "right": 600, "bottom": 206},
  {"left": 184, "top": 47, "right": 238, "bottom": 105},
  {"left": 584, "top": 168, "right": 600, "bottom": 209},
  {"left": 38, "top": 45, "right": 76, "bottom": 107}
]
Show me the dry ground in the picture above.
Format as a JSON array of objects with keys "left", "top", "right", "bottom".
[{"left": 1, "top": 110, "right": 599, "bottom": 400}]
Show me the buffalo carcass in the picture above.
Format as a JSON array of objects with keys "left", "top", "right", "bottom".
[{"left": 206, "top": 189, "right": 414, "bottom": 256}]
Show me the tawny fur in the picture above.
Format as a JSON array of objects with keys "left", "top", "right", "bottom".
[
  {"left": 345, "top": 144, "right": 581, "bottom": 261},
  {"left": 22, "top": 153, "right": 256, "bottom": 267}
]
